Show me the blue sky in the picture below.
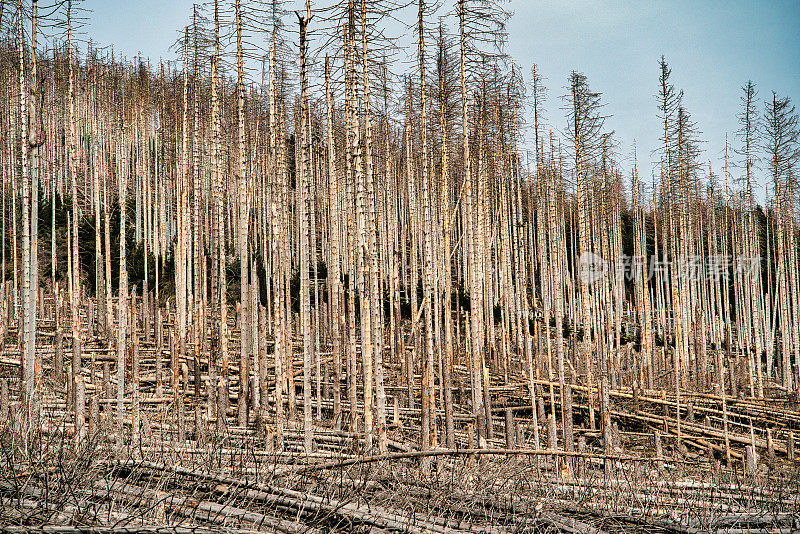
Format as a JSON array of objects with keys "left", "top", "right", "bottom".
[
  {"left": 506, "top": 1, "right": 800, "bottom": 203},
  {"left": 81, "top": 0, "right": 800, "bottom": 203}
]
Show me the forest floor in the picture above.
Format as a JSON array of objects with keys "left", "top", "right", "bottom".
[{"left": 1, "top": 318, "right": 799, "bottom": 533}]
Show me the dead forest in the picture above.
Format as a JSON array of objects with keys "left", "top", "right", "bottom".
[{"left": 1, "top": 0, "right": 800, "bottom": 532}]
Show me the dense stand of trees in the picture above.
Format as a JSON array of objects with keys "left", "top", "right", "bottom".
[{"left": 1, "top": 0, "right": 799, "bottom": 456}]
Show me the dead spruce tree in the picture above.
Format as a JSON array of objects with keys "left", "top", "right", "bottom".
[{"left": 1, "top": 0, "right": 800, "bottom": 495}]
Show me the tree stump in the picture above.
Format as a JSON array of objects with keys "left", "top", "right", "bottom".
[
  {"left": 745, "top": 445, "right": 757, "bottom": 475},
  {"left": 75, "top": 377, "right": 86, "bottom": 445},
  {"left": 504, "top": 407, "right": 514, "bottom": 449}
]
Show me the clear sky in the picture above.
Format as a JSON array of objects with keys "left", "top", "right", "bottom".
[
  {"left": 81, "top": 0, "right": 800, "bottom": 203},
  {"left": 506, "top": 0, "right": 800, "bottom": 203}
]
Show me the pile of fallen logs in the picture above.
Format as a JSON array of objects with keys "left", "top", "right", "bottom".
[
  {"left": 2, "top": 440, "right": 799, "bottom": 533},
  {"left": 2, "top": 294, "right": 800, "bottom": 533}
]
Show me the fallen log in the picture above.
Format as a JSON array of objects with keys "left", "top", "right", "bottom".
[
  {"left": 94, "top": 479, "right": 321, "bottom": 534},
  {"left": 0, "top": 528, "right": 228, "bottom": 534},
  {"left": 110, "top": 461, "right": 471, "bottom": 534},
  {"left": 284, "top": 447, "right": 669, "bottom": 474}
]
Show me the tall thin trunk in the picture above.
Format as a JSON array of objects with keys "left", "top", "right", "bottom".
[
  {"left": 325, "top": 55, "right": 343, "bottom": 430},
  {"left": 236, "top": 0, "right": 250, "bottom": 428},
  {"left": 297, "top": 4, "right": 313, "bottom": 454}
]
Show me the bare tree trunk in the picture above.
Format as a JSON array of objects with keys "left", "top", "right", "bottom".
[
  {"left": 459, "top": 0, "right": 484, "bottom": 447},
  {"left": 236, "top": 0, "right": 250, "bottom": 428},
  {"left": 298, "top": 4, "right": 314, "bottom": 454},
  {"left": 117, "top": 113, "right": 128, "bottom": 443},
  {"left": 325, "top": 55, "right": 343, "bottom": 430}
]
